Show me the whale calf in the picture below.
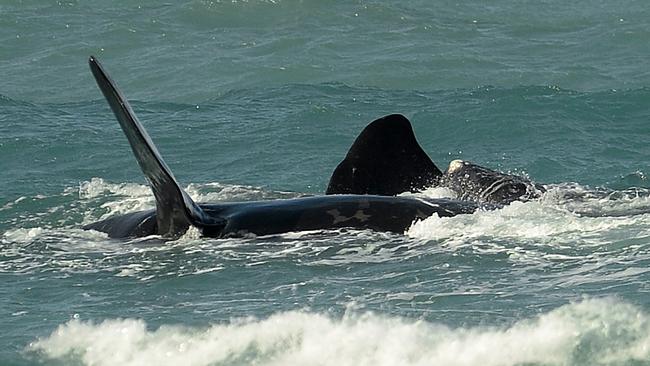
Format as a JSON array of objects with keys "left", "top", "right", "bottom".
[
  {"left": 84, "top": 56, "right": 500, "bottom": 239},
  {"left": 440, "top": 159, "right": 544, "bottom": 204}
]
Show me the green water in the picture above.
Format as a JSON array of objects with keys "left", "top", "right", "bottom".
[{"left": 1, "top": 1, "right": 650, "bottom": 365}]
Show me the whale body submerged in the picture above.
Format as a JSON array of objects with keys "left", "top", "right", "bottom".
[{"left": 84, "top": 57, "right": 539, "bottom": 239}]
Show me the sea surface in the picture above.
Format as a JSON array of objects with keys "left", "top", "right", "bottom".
[{"left": 2, "top": 1, "right": 650, "bottom": 365}]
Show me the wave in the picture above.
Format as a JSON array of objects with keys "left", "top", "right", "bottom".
[
  {"left": 0, "top": 93, "right": 38, "bottom": 108},
  {"left": 28, "top": 298, "right": 650, "bottom": 366}
]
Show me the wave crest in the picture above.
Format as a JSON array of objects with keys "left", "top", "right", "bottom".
[{"left": 29, "top": 298, "right": 650, "bottom": 366}]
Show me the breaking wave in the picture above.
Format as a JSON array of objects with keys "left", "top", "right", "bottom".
[{"left": 29, "top": 298, "right": 650, "bottom": 366}]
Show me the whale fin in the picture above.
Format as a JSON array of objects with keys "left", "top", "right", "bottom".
[
  {"left": 88, "top": 56, "right": 223, "bottom": 237},
  {"left": 326, "top": 114, "right": 443, "bottom": 196}
]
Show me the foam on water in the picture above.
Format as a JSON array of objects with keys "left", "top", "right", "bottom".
[
  {"left": 408, "top": 186, "right": 650, "bottom": 246},
  {"left": 77, "top": 178, "right": 152, "bottom": 201},
  {"left": 4, "top": 179, "right": 650, "bottom": 279},
  {"left": 399, "top": 186, "right": 458, "bottom": 199},
  {"left": 75, "top": 178, "right": 304, "bottom": 224},
  {"left": 29, "top": 298, "right": 650, "bottom": 366}
]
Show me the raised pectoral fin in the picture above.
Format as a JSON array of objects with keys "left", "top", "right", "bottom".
[{"left": 88, "top": 56, "right": 223, "bottom": 237}]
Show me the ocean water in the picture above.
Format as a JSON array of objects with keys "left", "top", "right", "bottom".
[{"left": 2, "top": 1, "right": 650, "bottom": 365}]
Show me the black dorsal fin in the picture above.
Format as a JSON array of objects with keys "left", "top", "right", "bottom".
[
  {"left": 326, "top": 114, "right": 442, "bottom": 196},
  {"left": 88, "top": 56, "right": 223, "bottom": 237}
]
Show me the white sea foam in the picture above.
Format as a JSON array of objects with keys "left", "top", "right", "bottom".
[
  {"left": 399, "top": 186, "right": 458, "bottom": 199},
  {"left": 29, "top": 298, "right": 650, "bottom": 366},
  {"left": 75, "top": 178, "right": 155, "bottom": 223},
  {"left": 0, "top": 195, "right": 27, "bottom": 211},
  {"left": 407, "top": 198, "right": 650, "bottom": 246},
  {"left": 1, "top": 227, "right": 108, "bottom": 246},
  {"left": 75, "top": 178, "right": 302, "bottom": 224},
  {"left": 77, "top": 178, "right": 152, "bottom": 200},
  {"left": 1, "top": 227, "right": 44, "bottom": 243}
]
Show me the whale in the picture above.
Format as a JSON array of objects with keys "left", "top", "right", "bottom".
[
  {"left": 84, "top": 56, "right": 500, "bottom": 239},
  {"left": 439, "top": 159, "right": 544, "bottom": 204},
  {"left": 324, "top": 114, "right": 544, "bottom": 204}
]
